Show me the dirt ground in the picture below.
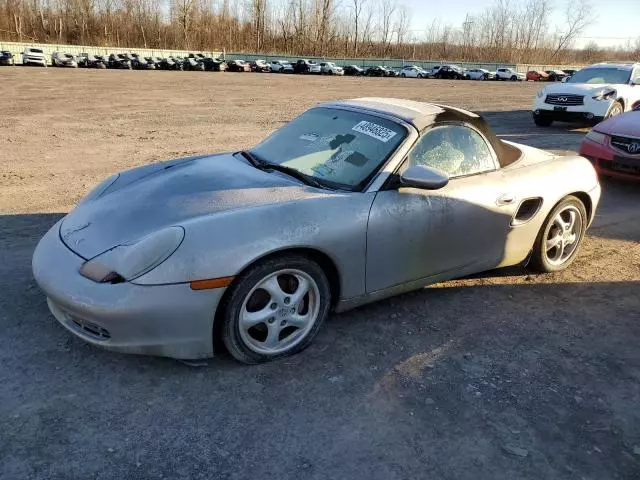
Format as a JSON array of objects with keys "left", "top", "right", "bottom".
[{"left": 1, "top": 69, "right": 639, "bottom": 480}]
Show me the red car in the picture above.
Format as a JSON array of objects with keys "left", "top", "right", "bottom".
[
  {"left": 526, "top": 70, "right": 550, "bottom": 81},
  {"left": 579, "top": 106, "right": 640, "bottom": 180}
]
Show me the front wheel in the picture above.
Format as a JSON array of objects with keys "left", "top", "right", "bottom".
[
  {"left": 220, "top": 254, "right": 332, "bottom": 364},
  {"left": 529, "top": 196, "right": 587, "bottom": 273},
  {"left": 533, "top": 115, "right": 553, "bottom": 127},
  {"left": 606, "top": 101, "right": 624, "bottom": 118}
]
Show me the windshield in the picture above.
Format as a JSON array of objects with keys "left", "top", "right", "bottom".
[
  {"left": 250, "top": 107, "right": 407, "bottom": 190},
  {"left": 29, "top": 48, "right": 43, "bottom": 54},
  {"left": 569, "top": 68, "right": 631, "bottom": 84}
]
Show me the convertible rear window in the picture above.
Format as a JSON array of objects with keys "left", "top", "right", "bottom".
[{"left": 250, "top": 107, "right": 407, "bottom": 190}]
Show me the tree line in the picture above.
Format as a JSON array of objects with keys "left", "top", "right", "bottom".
[{"left": 1, "top": 0, "right": 639, "bottom": 64}]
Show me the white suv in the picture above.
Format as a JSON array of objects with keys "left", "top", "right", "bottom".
[
  {"left": 320, "top": 62, "right": 344, "bottom": 75},
  {"left": 270, "top": 60, "right": 293, "bottom": 73},
  {"left": 495, "top": 68, "right": 524, "bottom": 81},
  {"left": 22, "top": 47, "right": 47, "bottom": 66},
  {"left": 532, "top": 63, "right": 640, "bottom": 126}
]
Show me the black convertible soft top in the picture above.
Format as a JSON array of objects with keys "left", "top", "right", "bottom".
[{"left": 433, "top": 105, "right": 521, "bottom": 168}]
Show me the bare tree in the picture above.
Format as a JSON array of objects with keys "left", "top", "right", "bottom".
[
  {"left": 350, "top": 0, "right": 368, "bottom": 56},
  {"left": 551, "top": 0, "right": 594, "bottom": 59},
  {"left": 377, "top": 0, "right": 395, "bottom": 55},
  {"left": 0, "top": 0, "right": 634, "bottom": 64},
  {"left": 393, "top": 4, "right": 408, "bottom": 46},
  {"left": 250, "top": 0, "right": 268, "bottom": 51}
]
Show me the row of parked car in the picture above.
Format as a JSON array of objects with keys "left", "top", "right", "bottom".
[
  {"left": 1, "top": 48, "right": 579, "bottom": 83},
  {"left": 526, "top": 69, "right": 577, "bottom": 82}
]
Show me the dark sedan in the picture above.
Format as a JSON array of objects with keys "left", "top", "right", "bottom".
[
  {"left": 343, "top": 65, "right": 364, "bottom": 76},
  {"left": 365, "top": 66, "right": 389, "bottom": 77},
  {"left": 250, "top": 59, "right": 271, "bottom": 72},
  {"left": 227, "top": 60, "right": 251, "bottom": 72},
  {"left": 0, "top": 51, "right": 14, "bottom": 66},
  {"left": 433, "top": 65, "right": 466, "bottom": 80}
]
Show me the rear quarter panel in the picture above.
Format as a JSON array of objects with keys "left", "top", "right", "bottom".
[{"left": 499, "top": 151, "right": 599, "bottom": 266}]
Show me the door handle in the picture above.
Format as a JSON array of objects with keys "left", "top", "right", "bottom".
[{"left": 497, "top": 193, "right": 516, "bottom": 206}]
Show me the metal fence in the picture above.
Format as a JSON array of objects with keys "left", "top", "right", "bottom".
[{"left": 0, "top": 41, "right": 222, "bottom": 64}]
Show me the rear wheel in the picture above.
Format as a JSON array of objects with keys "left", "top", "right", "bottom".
[
  {"left": 529, "top": 196, "right": 587, "bottom": 273},
  {"left": 220, "top": 254, "right": 331, "bottom": 364}
]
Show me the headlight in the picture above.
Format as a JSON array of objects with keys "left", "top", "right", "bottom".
[
  {"left": 536, "top": 89, "right": 545, "bottom": 98},
  {"left": 77, "top": 174, "right": 120, "bottom": 206},
  {"left": 585, "top": 130, "right": 607, "bottom": 145},
  {"left": 592, "top": 89, "right": 616, "bottom": 101},
  {"left": 79, "top": 226, "right": 184, "bottom": 283}
]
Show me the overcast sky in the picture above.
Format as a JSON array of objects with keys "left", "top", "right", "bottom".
[{"left": 402, "top": 0, "right": 639, "bottom": 48}]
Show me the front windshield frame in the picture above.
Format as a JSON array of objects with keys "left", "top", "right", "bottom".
[
  {"left": 249, "top": 106, "right": 411, "bottom": 192},
  {"left": 568, "top": 67, "right": 632, "bottom": 84}
]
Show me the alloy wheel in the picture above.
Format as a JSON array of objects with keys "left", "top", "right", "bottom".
[
  {"left": 238, "top": 269, "right": 320, "bottom": 355},
  {"left": 544, "top": 206, "right": 583, "bottom": 266},
  {"left": 608, "top": 102, "right": 623, "bottom": 118}
]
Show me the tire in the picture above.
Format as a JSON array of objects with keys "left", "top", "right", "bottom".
[
  {"left": 481, "top": 74, "right": 486, "bottom": 81},
  {"left": 533, "top": 115, "right": 553, "bottom": 127},
  {"left": 606, "top": 100, "right": 624, "bottom": 118},
  {"left": 220, "top": 254, "right": 332, "bottom": 364},
  {"left": 418, "top": 74, "right": 423, "bottom": 79},
  {"left": 510, "top": 75, "right": 517, "bottom": 81},
  {"left": 528, "top": 196, "right": 587, "bottom": 273}
]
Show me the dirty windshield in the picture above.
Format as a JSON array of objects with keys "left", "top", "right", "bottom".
[{"left": 250, "top": 107, "right": 407, "bottom": 189}]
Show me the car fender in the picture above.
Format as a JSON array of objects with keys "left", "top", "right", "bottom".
[{"left": 133, "top": 192, "right": 377, "bottom": 301}]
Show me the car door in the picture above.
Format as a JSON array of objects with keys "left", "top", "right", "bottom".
[{"left": 366, "top": 123, "right": 517, "bottom": 293}]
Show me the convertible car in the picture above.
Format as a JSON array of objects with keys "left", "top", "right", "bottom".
[{"left": 33, "top": 98, "right": 601, "bottom": 364}]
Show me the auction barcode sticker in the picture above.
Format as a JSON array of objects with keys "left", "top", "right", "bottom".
[{"left": 352, "top": 121, "right": 397, "bottom": 143}]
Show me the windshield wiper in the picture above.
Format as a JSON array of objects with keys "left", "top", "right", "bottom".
[
  {"left": 262, "top": 163, "right": 328, "bottom": 189},
  {"left": 239, "top": 151, "right": 328, "bottom": 190},
  {"left": 239, "top": 150, "right": 263, "bottom": 168}
]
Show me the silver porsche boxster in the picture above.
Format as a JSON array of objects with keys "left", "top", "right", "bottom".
[{"left": 32, "top": 98, "right": 601, "bottom": 364}]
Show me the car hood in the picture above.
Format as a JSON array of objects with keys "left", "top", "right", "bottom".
[
  {"left": 59, "top": 153, "right": 327, "bottom": 259},
  {"left": 542, "top": 83, "right": 616, "bottom": 95},
  {"left": 594, "top": 110, "right": 640, "bottom": 136}
]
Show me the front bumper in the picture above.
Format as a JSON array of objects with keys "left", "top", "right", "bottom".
[
  {"left": 32, "top": 221, "right": 226, "bottom": 359},
  {"left": 580, "top": 138, "right": 640, "bottom": 180},
  {"left": 533, "top": 97, "right": 613, "bottom": 124},
  {"left": 23, "top": 56, "right": 46, "bottom": 66}
]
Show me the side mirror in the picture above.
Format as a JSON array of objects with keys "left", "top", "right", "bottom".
[
  {"left": 561, "top": 76, "right": 568, "bottom": 83},
  {"left": 400, "top": 165, "right": 449, "bottom": 190},
  {"left": 631, "top": 77, "right": 640, "bottom": 86}
]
